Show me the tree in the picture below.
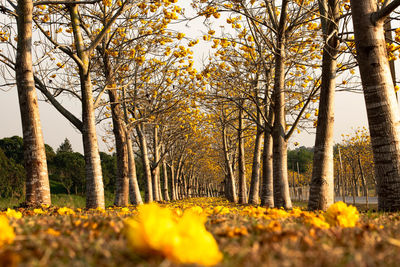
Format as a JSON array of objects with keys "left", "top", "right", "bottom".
[
  {"left": 350, "top": 0, "right": 400, "bottom": 211},
  {"left": 15, "top": 0, "right": 50, "bottom": 206},
  {"left": 0, "top": 148, "right": 25, "bottom": 198},
  {"left": 0, "top": 136, "right": 24, "bottom": 164},
  {"left": 308, "top": 0, "right": 340, "bottom": 211},
  {"left": 53, "top": 151, "right": 85, "bottom": 195},
  {"left": 57, "top": 138, "right": 73, "bottom": 153}
]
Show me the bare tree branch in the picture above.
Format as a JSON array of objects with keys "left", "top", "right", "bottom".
[{"left": 372, "top": 0, "right": 400, "bottom": 23}]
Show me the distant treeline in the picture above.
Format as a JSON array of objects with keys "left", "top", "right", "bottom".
[{"left": 0, "top": 136, "right": 145, "bottom": 199}]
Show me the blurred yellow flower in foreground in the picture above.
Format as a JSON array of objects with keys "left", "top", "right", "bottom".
[
  {"left": 324, "top": 201, "right": 359, "bottom": 227},
  {"left": 0, "top": 215, "right": 15, "bottom": 247},
  {"left": 124, "top": 203, "right": 222, "bottom": 266}
]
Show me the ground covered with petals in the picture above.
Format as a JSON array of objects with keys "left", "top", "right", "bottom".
[{"left": 0, "top": 197, "right": 400, "bottom": 266}]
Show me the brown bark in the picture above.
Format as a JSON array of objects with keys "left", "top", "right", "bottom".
[
  {"left": 248, "top": 115, "right": 263, "bottom": 204},
  {"left": 136, "top": 123, "right": 153, "bottom": 203},
  {"left": 69, "top": 4, "right": 104, "bottom": 209},
  {"left": 222, "top": 126, "right": 238, "bottom": 202},
  {"left": 272, "top": 0, "right": 292, "bottom": 209},
  {"left": 127, "top": 134, "right": 143, "bottom": 205},
  {"left": 308, "top": 0, "right": 339, "bottom": 211},
  {"left": 162, "top": 157, "right": 170, "bottom": 201},
  {"left": 238, "top": 106, "right": 247, "bottom": 204},
  {"left": 261, "top": 127, "right": 274, "bottom": 207},
  {"left": 358, "top": 156, "right": 369, "bottom": 208},
  {"left": 350, "top": 0, "right": 400, "bottom": 211},
  {"left": 102, "top": 53, "right": 129, "bottom": 207},
  {"left": 151, "top": 126, "right": 161, "bottom": 201},
  {"left": 16, "top": 0, "right": 51, "bottom": 206},
  {"left": 170, "top": 162, "right": 177, "bottom": 200}
]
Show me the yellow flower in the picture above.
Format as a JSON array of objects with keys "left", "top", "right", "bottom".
[
  {"left": 0, "top": 215, "right": 15, "bottom": 247},
  {"left": 324, "top": 201, "right": 359, "bottom": 227},
  {"left": 304, "top": 214, "right": 330, "bottom": 229},
  {"left": 57, "top": 207, "right": 75, "bottom": 216},
  {"left": 5, "top": 208, "right": 22, "bottom": 219},
  {"left": 125, "top": 203, "right": 178, "bottom": 254},
  {"left": 124, "top": 203, "right": 222, "bottom": 266},
  {"left": 34, "top": 208, "right": 45, "bottom": 215},
  {"left": 46, "top": 228, "right": 61, "bottom": 237},
  {"left": 186, "top": 206, "right": 204, "bottom": 215},
  {"left": 170, "top": 210, "right": 223, "bottom": 266},
  {"left": 213, "top": 205, "right": 230, "bottom": 215}
]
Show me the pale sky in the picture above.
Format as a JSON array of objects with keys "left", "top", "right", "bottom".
[{"left": 0, "top": 1, "right": 371, "bottom": 153}]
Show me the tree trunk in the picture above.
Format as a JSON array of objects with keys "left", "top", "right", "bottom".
[
  {"left": 248, "top": 119, "right": 263, "bottom": 204},
  {"left": 272, "top": 49, "right": 292, "bottom": 208},
  {"left": 136, "top": 123, "right": 153, "bottom": 203},
  {"left": 70, "top": 4, "right": 104, "bottom": 209},
  {"left": 104, "top": 69, "right": 129, "bottom": 207},
  {"left": 16, "top": 0, "right": 51, "bottom": 206},
  {"left": 170, "top": 162, "right": 177, "bottom": 200},
  {"left": 162, "top": 157, "right": 170, "bottom": 201},
  {"left": 261, "top": 128, "right": 274, "bottom": 207},
  {"left": 308, "top": 0, "right": 339, "bottom": 211},
  {"left": 127, "top": 134, "right": 143, "bottom": 205},
  {"left": 350, "top": 0, "right": 400, "bottom": 211},
  {"left": 358, "top": 156, "right": 369, "bottom": 208},
  {"left": 238, "top": 106, "right": 247, "bottom": 204},
  {"left": 222, "top": 126, "right": 238, "bottom": 202},
  {"left": 272, "top": 0, "right": 292, "bottom": 209},
  {"left": 151, "top": 126, "right": 161, "bottom": 201}
]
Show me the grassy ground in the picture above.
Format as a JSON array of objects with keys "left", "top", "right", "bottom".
[
  {"left": 0, "top": 197, "right": 399, "bottom": 266},
  {"left": 0, "top": 193, "right": 115, "bottom": 210}
]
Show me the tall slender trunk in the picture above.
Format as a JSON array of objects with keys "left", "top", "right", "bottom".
[
  {"left": 16, "top": 0, "right": 51, "bottom": 206},
  {"left": 350, "top": 0, "right": 400, "bottom": 210},
  {"left": 111, "top": 88, "right": 129, "bottom": 206},
  {"left": 183, "top": 175, "right": 187, "bottom": 198},
  {"left": 136, "top": 123, "right": 153, "bottom": 203},
  {"left": 162, "top": 157, "right": 170, "bottom": 201},
  {"left": 271, "top": 48, "right": 290, "bottom": 208},
  {"left": 308, "top": 0, "right": 339, "bottom": 211},
  {"left": 272, "top": 0, "right": 292, "bottom": 209},
  {"left": 261, "top": 128, "right": 274, "bottom": 207},
  {"left": 238, "top": 106, "right": 247, "bottom": 204},
  {"left": 102, "top": 53, "right": 129, "bottom": 207},
  {"left": 70, "top": 4, "right": 104, "bottom": 209},
  {"left": 152, "top": 126, "right": 161, "bottom": 201},
  {"left": 170, "top": 162, "right": 177, "bottom": 200},
  {"left": 222, "top": 126, "right": 238, "bottom": 202},
  {"left": 248, "top": 115, "right": 263, "bottom": 204},
  {"left": 358, "top": 157, "right": 369, "bottom": 208},
  {"left": 127, "top": 134, "right": 143, "bottom": 205}
]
